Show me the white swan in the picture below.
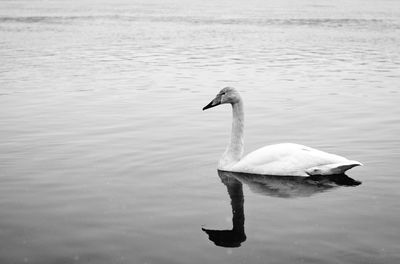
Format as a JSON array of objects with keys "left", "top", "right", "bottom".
[{"left": 203, "top": 87, "right": 362, "bottom": 176}]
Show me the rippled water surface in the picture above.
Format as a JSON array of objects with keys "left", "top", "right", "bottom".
[{"left": 1, "top": 0, "right": 400, "bottom": 263}]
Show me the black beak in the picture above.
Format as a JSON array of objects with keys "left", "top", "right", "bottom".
[{"left": 203, "top": 98, "right": 220, "bottom": 111}]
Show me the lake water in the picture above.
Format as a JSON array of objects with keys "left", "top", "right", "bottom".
[{"left": 1, "top": 0, "right": 400, "bottom": 263}]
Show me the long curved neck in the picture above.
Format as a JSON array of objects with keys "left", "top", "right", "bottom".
[{"left": 220, "top": 100, "right": 244, "bottom": 168}]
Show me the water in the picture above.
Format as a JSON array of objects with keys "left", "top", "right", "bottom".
[{"left": 1, "top": 0, "right": 400, "bottom": 263}]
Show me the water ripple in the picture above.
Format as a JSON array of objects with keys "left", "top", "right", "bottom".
[{"left": 0, "top": 15, "right": 398, "bottom": 29}]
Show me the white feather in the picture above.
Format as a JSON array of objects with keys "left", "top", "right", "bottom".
[{"left": 230, "top": 143, "right": 362, "bottom": 176}]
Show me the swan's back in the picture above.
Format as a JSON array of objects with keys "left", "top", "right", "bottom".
[{"left": 231, "top": 143, "right": 361, "bottom": 176}]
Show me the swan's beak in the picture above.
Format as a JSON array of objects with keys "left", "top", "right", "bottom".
[{"left": 203, "top": 97, "right": 221, "bottom": 111}]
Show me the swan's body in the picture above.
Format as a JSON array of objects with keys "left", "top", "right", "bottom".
[
  {"left": 203, "top": 87, "right": 362, "bottom": 176},
  {"left": 230, "top": 143, "right": 361, "bottom": 176}
]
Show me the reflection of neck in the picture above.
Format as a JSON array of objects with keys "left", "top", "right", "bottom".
[
  {"left": 202, "top": 171, "right": 246, "bottom": 248},
  {"left": 220, "top": 101, "right": 244, "bottom": 168},
  {"left": 227, "top": 176, "right": 245, "bottom": 235}
]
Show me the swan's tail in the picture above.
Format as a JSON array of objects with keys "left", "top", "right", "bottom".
[{"left": 306, "top": 160, "right": 362, "bottom": 176}]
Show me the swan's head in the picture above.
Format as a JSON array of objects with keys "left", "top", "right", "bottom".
[{"left": 203, "top": 87, "right": 241, "bottom": 111}]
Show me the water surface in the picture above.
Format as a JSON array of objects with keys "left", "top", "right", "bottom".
[{"left": 1, "top": 0, "right": 400, "bottom": 263}]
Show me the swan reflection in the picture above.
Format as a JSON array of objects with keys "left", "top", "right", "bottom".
[{"left": 202, "top": 170, "right": 361, "bottom": 247}]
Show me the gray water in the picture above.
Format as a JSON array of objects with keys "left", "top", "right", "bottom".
[{"left": 1, "top": 0, "right": 400, "bottom": 263}]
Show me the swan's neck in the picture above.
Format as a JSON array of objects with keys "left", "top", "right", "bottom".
[{"left": 219, "top": 101, "right": 244, "bottom": 169}]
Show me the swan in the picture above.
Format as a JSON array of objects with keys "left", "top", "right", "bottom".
[{"left": 203, "top": 87, "right": 362, "bottom": 176}]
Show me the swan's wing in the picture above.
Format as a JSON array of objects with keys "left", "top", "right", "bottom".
[{"left": 233, "top": 143, "right": 361, "bottom": 176}]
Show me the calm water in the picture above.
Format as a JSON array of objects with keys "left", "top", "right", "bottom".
[{"left": 1, "top": 0, "right": 400, "bottom": 263}]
